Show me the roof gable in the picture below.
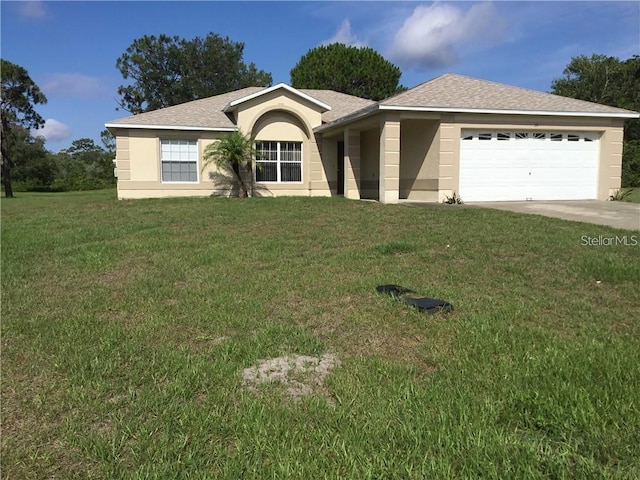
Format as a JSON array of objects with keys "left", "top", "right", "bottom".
[{"left": 224, "top": 83, "right": 332, "bottom": 112}]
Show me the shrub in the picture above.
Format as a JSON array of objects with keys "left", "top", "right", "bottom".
[{"left": 622, "top": 140, "right": 640, "bottom": 187}]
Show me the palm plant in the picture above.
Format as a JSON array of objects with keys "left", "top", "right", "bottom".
[{"left": 202, "top": 130, "right": 258, "bottom": 197}]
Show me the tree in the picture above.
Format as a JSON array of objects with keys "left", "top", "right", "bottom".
[
  {"left": 9, "top": 127, "right": 57, "bottom": 190},
  {"left": 58, "top": 138, "right": 115, "bottom": 188},
  {"left": 290, "top": 43, "right": 405, "bottom": 101},
  {"left": 551, "top": 54, "right": 640, "bottom": 186},
  {"left": 551, "top": 54, "right": 625, "bottom": 106},
  {"left": 1, "top": 59, "right": 47, "bottom": 197},
  {"left": 202, "top": 130, "right": 258, "bottom": 198},
  {"left": 100, "top": 128, "right": 116, "bottom": 154},
  {"left": 116, "top": 33, "right": 272, "bottom": 114}
]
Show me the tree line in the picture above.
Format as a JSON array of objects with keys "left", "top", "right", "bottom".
[
  {"left": 9, "top": 129, "right": 117, "bottom": 192},
  {"left": 1, "top": 60, "right": 118, "bottom": 196},
  {"left": 2, "top": 33, "right": 639, "bottom": 197}
]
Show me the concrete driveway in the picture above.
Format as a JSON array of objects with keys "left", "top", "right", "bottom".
[{"left": 470, "top": 200, "right": 640, "bottom": 230}]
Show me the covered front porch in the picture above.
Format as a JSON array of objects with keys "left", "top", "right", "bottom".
[{"left": 318, "top": 112, "right": 454, "bottom": 203}]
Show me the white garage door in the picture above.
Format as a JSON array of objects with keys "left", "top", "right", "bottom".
[{"left": 459, "top": 130, "right": 599, "bottom": 202}]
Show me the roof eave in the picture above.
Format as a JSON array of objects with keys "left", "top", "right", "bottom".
[
  {"left": 378, "top": 105, "right": 640, "bottom": 119},
  {"left": 104, "top": 123, "right": 238, "bottom": 132}
]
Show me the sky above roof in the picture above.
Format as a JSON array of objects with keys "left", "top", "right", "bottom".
[{"left": 2, "top": 1, "right": 638, "bottom": 151}]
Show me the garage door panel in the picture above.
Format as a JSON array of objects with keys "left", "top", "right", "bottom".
[
  {"left": 460, "top": 186, "right": 529, "bottom": 202},
  {"left": 531, "top": 167, "right": 597, "bottom": 181},
  {"left": 528, "top": 185, "right": 597, "bottom": 200},
  {"left": 460, "top": 168, "right": 531, "bottom": 185},
  {"left": 461, "top": 158, "right": 532, "bottom": 169},
  {"left": 459, "top": 130, "right": 599, "bottom": 201},
  {"left": 528, "top": 157, "right": 588, "bottom": 168}
]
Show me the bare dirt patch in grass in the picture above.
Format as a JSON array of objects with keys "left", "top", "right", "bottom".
[{"left": 242, "top": 354, "right": 340, "bottom": 402}]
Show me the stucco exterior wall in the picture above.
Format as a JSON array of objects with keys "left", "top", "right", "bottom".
[
  {"left": 599, "top": 125, "right": 625, "bottom": 199},
  {"left": 344, "top": 128, "right": 361, "bottom": 200},
  {"left": 360, "top": 129, "right": 380, "bottom": 199},
  {"left": 399, "top": 119, "right": 440, "bottom": 201},
  {"left": 309, "top": 133, "right": 330, "bottom": 196},
  {"left": 437, "top": 116, "right": 457, "bottom": 202},
  {"left": 113, "top": 129, "right": 226, "bottom": 200},
  {"left": 247, "top": 108, "right": 329, "bottom": 196},
  {"left": 379, "top": 113, "right": 401, "bottom": 204},
  {"left": 238, "top": 91, "right": 326, "bottom": 197},
  {"left": 234, "top": 91, "right": 325, "bottom": 197},
  {"left": 321, "top": 137, "right": 339, "bottom": 194},
  {"left": 235, "top": 90, "right": 322, "bottom": 134},
  {"left": 113, "top": 90, "right": 331, "bottom": 200}
]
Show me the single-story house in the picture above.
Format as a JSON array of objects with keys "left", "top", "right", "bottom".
[{"left": 105, "top": 73, "right": 639, "bottom": 202}]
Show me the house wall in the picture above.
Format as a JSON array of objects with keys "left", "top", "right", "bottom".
[
  {"left": 599, "top": 126, "right": 625, "bottom": 199},
  {"left": 321, "top": 137, "right": 338, "bottom": 194},
  {"left": 112, "top": 128, "right": 226, "bottom": 199},
  {"left": 250, "top": 113, "right": 327, "bottom": 196},
  {"left": 436, "top": 114, "right": 625, "bottom": 201},
  {"left": 112, "top": 90, "right": 628, "bottom": 202},
  {"left": 399, "top": 119, "right": 440, "bottom": 201},
  {"left": 235, "top": 90, "right": 322, "bottom": 134},
  {"left": 331, "top": 111, "right": 623, "bottom": 204},
  {"left": 236, "top": 90, "right": 330, "bottom": 197},
  {"left": 360, "top": 129, "right": 380, "bottom": 199},
  {"left": 379, "top": 113, "right": 401, "bottom": 204},
  {"left": 309, "top": 133, "right": 331, "bottom": 197},
  {"left": 113, "top": 90, "right": 333, "bottom": 199}
]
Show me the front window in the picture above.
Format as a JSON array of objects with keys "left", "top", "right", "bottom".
[
  {"left": 160, "top": 139, "right": 198, "bottom": 182},
  {"left": 255, "top": 141, "right": 302, "bottom": 182}
]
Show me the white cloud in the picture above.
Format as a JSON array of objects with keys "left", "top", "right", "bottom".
[
  {"left": 322, "top": 20, "right": 367, "bottom": 47},
  {"left": 18, "top": 1, "right": 47, "bottom": 20},
  {"left": 388, "top": 2, "right": 508, "bottom": 69},
  {"left": 42, "top": 73, "right": 107, "bottom": 98},
  {"left": 32, "top": 119, "right": 72, "bottom": 143}
]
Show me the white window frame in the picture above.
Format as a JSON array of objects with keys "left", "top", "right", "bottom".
[
  {"left": 255, "top": 140, "right": 303, "bottom": 183},
  {"left": 160, "top": 139, "right": 199, "bottom": 184}
]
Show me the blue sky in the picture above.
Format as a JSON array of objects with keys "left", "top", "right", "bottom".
[{"left": 2, "top": 1, "right": 638, "bottom": 151}]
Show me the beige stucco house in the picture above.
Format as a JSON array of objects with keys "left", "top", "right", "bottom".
[{"left": 106, "top": 74, "right": 639, "bottom": 202}]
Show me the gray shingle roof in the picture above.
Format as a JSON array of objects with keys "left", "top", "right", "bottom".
[
  {"left": 380, "top": 73, "right": 636, "bottom": 115},
  {"left": 298, "top": 89, "right": 376, "bottom": 122},
  {"left": 106, "top": 86, "right": 375, "bottom": 129},
  {"left": 106, "top": 87, "right": 263, "bottom": 129},
  {"left": 106, "top": 74, "right": 637, "bottom": 132}
]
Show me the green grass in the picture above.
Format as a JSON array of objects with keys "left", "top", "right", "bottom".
[
  {"left": 2, "top": 189, "right": 640, "bottom": 479},
  {"left": 620, "top": 187, "right": 640, "bottom": 203}
]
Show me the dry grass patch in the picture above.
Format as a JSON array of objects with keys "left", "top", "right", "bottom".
[{"left": 242, "top": 354, "right": 340, "bottom": 401}]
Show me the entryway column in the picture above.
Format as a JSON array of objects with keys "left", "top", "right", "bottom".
[
  {"left": 379, "top": 113, "right": 400, "bottom": 204},
  {"left": 344, "top": 128, "right": 361, "bottom": 200}
]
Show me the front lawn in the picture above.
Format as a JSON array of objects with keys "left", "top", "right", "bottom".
[{"left": 2, "top": 190, "right": 639, "bottom": 478}]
